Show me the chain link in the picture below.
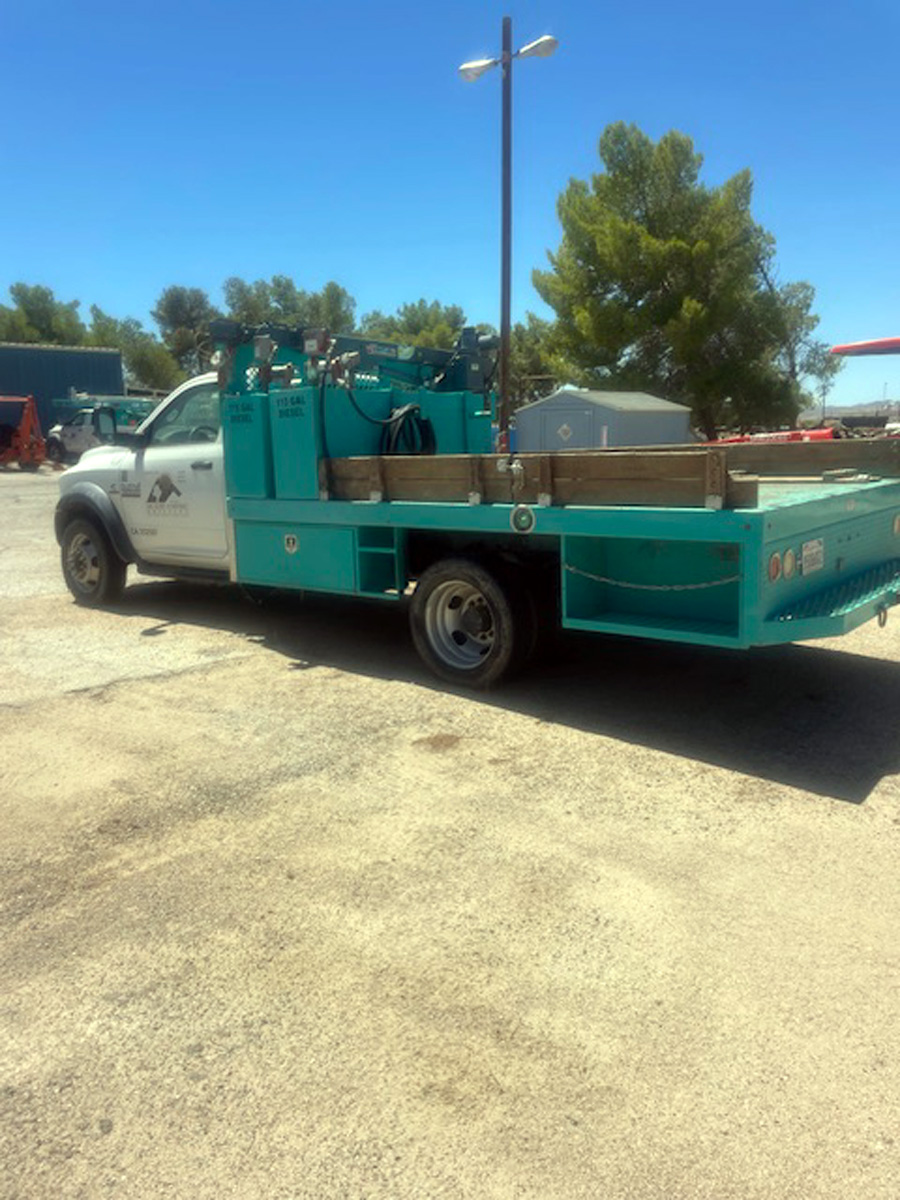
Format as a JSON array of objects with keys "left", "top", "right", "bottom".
[{"left": 564, "top": 564, "right": 741, "bottom": 592}]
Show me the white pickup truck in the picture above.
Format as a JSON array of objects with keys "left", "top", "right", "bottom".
[
  {"left": 47, "top": 400, "right": 157, "bottom": 464},
  {"left": 55, "top": 374, "right": 229, "bottom": 602},
  {"left": 46, "top": 408, "right": 107, "bottom": 463},
  {"left": 53, "top": 342, "right": 900, "bottom": 689}
]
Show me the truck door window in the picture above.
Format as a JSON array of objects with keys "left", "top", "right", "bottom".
[{"left": 148, "top": 385, "right": 220, "bottom": 446}]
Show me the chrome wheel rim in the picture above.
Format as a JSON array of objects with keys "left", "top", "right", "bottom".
[
  {"left": 66, "top": 532, "right": 100, "bottom": 592},
  {"left": 424, "top": 580, "right": 495, "bottom": 670}
]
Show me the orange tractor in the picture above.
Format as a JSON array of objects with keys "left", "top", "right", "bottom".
[{"left": 0, "top": 395, "right": 46, "bottom": 469}]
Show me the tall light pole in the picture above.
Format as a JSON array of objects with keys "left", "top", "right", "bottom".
[{"left": 459, "top": 19, "right": 557, "bottom": 443}]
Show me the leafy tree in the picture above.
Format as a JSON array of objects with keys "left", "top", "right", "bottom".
[
  {"left": 509, "top": 313, "right": 560, "bottom": 408},
  {"left": 87, "top": 306, "right": 182, "bottom": 391},
  {"left": 222, "top": 277, "right": 272, "bottom": 326},
  {"left": 358, "top": 299, "right": 467, "bottom": 349},
  {"left": 151, "top": 286, "right": 221, "bottom": 375},
  {"left": 758, "top": 279, "right": 842, "bottom": 422},
  {"left": 534, "top": 123, "right": 838, "bottom": 437},
  {"left": 0, "top": 283, "right": 87, "bottom": 345},
  {"left": 309, "top": 280, "right": 357, "bottom": 333},
  {"left": 0, "top": 303, "right": 35, "bottom": 343},
  {"left": 126, "top": 339, "right": 184, "bottom": 392},
  {"left": 0, "top": 284, "right": 181, "bottom": 391},
  {"left": 223, "top": 275, "right": 356, "bottom": 333}
]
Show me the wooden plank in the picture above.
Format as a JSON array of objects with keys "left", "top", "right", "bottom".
[
  {"left": 538, "top": 454, "right": 554, "bottom": 506},
  {"left": 467, "top": 456, "right": 482, "bottom": 504},
  {"left": 327, "top": 449, "right": 755, "bottom": 508},
  {"left": 742, "top": 474, "right": 879, "bottom": 485},
  {"left": 725, "top": 471, "right": 760, "bottom": 508},
  {"left": 515, "top": 449, "right": 713, "bottom": 480},
  {"left": 368, "top": 456, "right": 386, "bottom": 502},
  {"left": 550, "top": 478, "right": 710, "bottom": 506},
  {"left": 585, "top": 439, "right": 900, "bottom": 477},
  {"left": 718, "top": 439, "right": 900, "bottom": 477},
  {"left": 704, "top": 449, "right": 726, "bottom": 509}
]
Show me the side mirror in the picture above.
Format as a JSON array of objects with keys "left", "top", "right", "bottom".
[{"left": 94, "top": 407, "right": 118, "bottom": 443}]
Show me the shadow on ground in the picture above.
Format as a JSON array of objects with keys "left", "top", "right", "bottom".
[{"left": 114, "top": 580, "right": 900, "bottom": 804}]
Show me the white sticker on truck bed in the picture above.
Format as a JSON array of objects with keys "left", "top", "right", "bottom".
[{"left": 801, "top": 538, "right": 824, "bottom": 575}]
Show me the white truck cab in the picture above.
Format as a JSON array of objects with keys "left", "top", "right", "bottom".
[
  {"left": 46, "top": 408, "right": 107, "bottom": 463},
  {"left": 47, "top": 402, "right": 156, "bottom": 463},
  {"left": 56, "top": 374, "right": 230, "bottom": 601}
]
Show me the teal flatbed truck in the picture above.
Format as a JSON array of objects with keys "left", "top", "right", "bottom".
[{"left": 56, "top": 322, "right": 900, "bottom": 687}]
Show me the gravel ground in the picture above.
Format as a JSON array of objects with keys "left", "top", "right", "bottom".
[{"left": 1, "top": 468, "right": 898, "bottom": 1199}]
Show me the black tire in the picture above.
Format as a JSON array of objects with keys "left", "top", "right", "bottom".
[
  {"left": 409, "top": 557, "right": 531, "bottom": 688},
  {"left": 512, "top": 561, "right": 560, "bottom": 665},
  {"left": 61, "top": 517, "right": 127, "bottom": 606},
  {"left": 46, "top": 439, "right": 64, "bottom": 464}
]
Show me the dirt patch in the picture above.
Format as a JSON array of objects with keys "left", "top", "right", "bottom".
[{"left": 412, "top": 733, "right": 463, "bottom": 753}]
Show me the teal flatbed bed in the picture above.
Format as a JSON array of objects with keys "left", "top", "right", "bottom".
[
  {"left": 213, "top": 323, "right": 900, "bottom": 684},
  {"left": 228, "top": 468, "right": 900, "bottom": 651}
]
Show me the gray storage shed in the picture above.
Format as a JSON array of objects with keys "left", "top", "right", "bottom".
[{"left": 514, "top": 387, "right": 692, "bottom": 451}]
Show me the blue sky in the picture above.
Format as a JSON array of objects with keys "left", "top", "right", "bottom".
[{"left": 2, "top": 0, "right": 899, "bottom": 407}]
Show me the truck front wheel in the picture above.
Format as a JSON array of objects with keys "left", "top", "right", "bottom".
[
  {"left": 61, "top": 517, "right": 126, "bottom": 606},
  {"left": 409, "top": 558, "right": 531, "bottom": 688}
]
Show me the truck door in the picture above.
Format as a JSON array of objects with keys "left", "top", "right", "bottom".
[
  {"left": 118, "top": 380, "right": 227, "bottom": 567},
  {"left": 90, "top": 409, "right": 115, "bottom": 449},
  {"left": 62, "top": 411, "right": 91, "bottom": 455}
]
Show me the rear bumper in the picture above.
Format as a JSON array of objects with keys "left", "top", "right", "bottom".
[{"left": 759, "top": 559, "right": 900, "bottom": 643}]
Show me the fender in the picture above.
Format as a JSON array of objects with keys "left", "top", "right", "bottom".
[{"left": 55, "top": 482, "right": 136, "bottom": 564}]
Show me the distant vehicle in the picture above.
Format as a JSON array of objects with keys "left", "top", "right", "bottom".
[
  {"left": 711, "top": 428, "right": 835, "bottom": 445},
  {"left": 831, "top": 338, "right": 900, "bottom": 438},
  {"left": 46, "top": 408, "right": 110, "bottom": 463},
  {"left": 46, "top": 402, "right": 154, "bottom": 463}
]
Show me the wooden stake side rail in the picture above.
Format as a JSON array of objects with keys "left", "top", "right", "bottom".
[
  {"left": 327, "top": 448, "right": 757, "bottom": 510},
  {"left": 719, "top": 439, "right": 900, "bottom": 477},
  {"left": 584, "top": 438, "right": 900, "bottom": 477}
]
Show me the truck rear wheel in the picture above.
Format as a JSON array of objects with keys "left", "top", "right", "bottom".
[
  {"left": 409, "top": 558, "right": 532, "bottom": 688},
  {"left": 61, "top": 517, "right": 126, "bottom": 606}
]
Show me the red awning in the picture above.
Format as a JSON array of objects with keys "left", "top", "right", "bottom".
[{"left": 830, "top": 337, "right": 900, "bottom": 356}]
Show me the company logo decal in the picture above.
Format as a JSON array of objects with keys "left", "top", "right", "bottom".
[
  {"left": 147, "top": 474, "right": 188, "bottom": 516},
  {"left": 148, "top": 474, "right": 182, "bottom": 503},
  {"left": 109, "top": 478, "right": 141, "bottom": 498}
]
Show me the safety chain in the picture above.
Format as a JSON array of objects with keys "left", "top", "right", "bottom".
[{"left": 563, "top": 564, "right": 741, "bottom": 592}]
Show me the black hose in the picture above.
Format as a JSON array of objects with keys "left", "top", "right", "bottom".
[
  {"left": 379, "top": 404, "right": 436, "bottom": 455},
  {"left": 318, "top": 369, "right": 330, "bottom": 461},
  {"left": 343, "top": 385, "right": 436, "bottom": 455},
  {"left": 318, "top": 375, "right": 436, "bottom": 458}
]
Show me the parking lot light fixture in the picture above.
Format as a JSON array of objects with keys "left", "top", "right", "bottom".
[
  {"left": 458, "top": 57, "right": 498, "bottom": 82},
  {"left": 516, "top": 35, "right": 558, "bottom": 60}
]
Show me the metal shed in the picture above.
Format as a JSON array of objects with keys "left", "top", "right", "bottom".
[
  {"left": 514, "top": 387, "right": 693, "bottom": 451},
  {"left": 0, "top": 343, "right": 124, "bottom": 433}
]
